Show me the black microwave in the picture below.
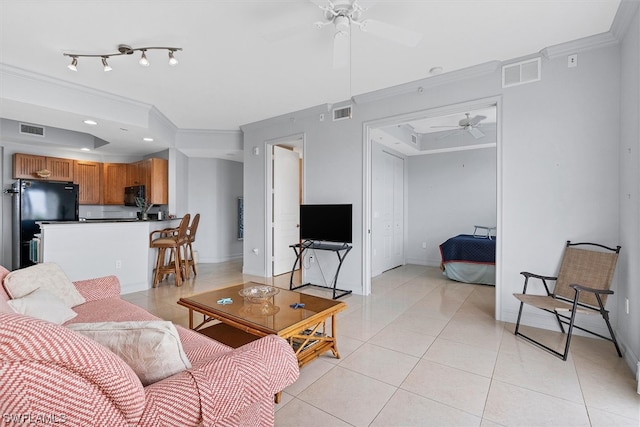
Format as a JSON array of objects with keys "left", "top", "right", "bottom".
[{"left": 124, "top": 185, "right": 145, "bottom": 206}]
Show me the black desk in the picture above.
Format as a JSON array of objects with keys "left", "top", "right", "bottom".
[{"left": 289, "top": 240, "right": 352, "bottom": 299}]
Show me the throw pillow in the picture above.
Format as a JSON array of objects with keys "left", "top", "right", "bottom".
[
  {"left": 67, "top": 321, "right": 192, "bottom": 386},
  {"left": 8, "top": 288, "right": 78, "bottom": 324},
  {"left": 4, "top": 263, "right": 86, "bottom": 308}
]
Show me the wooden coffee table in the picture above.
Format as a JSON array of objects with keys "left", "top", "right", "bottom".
[{"left": 177, "top": 282, "right": 347, "bottom": 369}]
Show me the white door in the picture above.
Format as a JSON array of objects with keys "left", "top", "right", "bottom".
[
  {"left": 372, "top": 147, "right": 404, "bottom": 275},
  {"left": 272, "top": 145, "right": 300, "bottom": 276}
]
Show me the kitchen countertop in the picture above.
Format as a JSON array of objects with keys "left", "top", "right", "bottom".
[{"left": 39, "top": 218, "right": 179, "bottom": 224}]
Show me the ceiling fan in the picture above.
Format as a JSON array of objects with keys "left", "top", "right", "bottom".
[
  {"left": 308, "top": 0, "right": 423, "bottom": 68},
  {"left": 433, "top": 113, "right": 487, "bottom": 140}
]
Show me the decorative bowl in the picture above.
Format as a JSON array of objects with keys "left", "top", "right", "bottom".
[{"left": 239, "top": 285, "right": 280, "bottom": 303}]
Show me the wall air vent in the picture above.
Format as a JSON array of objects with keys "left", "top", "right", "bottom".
[
  {"left": 410, "top": 134, "right": 418, "bottom": 146},
  {"left": 333, "top": 105, "right": 352, "bottom": 121},
  {"left": 19, "top": 123, "right": 45, "bottom": 137},
  {"left": 502, "top": 57, "right": 541, "bottom": 88}
]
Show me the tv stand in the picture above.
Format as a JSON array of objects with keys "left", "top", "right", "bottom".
[{"left": 289, "top": 240, "right": 352, "bottom": 299}]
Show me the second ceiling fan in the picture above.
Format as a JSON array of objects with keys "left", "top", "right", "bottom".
[{"left": 432, "top": 113, "right": 487, "bottom": 140}]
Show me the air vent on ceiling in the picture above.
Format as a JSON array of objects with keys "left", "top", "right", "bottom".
[
  {"left": 410, "top": 134, "right": 418, "bottom": 146},
  {"left": 19, "top": 123, "right": 45, "bottom": 137},
  {"left": 333, "top": 105, "right": 352, "bottom": 121},
  {"left": 502, "top": 57, "right": 541, "bottom": 88}
]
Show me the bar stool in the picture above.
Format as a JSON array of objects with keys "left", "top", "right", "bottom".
[
  {"left": 182, "top": 213, "right": 200, "bottom": 278},
  {"left": 150, "top": 214, "right": 190, "bottom": 287}
]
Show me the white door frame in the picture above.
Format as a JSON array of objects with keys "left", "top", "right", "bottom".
[
  {"left": 362, "top": 96, "right": 503, "bottom": 319},
  {"left": 264, "top": 133, "right": 304, "bottom": 278}
]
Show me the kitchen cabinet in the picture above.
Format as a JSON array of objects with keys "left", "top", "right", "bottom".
[
  {"left": 102, "top": 163, "right": 128, "bottom": 205},
  {"left": 13, "top": 153, "right": 74, "bottom": 181},
  {"left": 127, "top": 161, "right": 144, "bottom": 186},
  {"left": 74, "top": 160, "right": 102, "bottom": 205},
  {"left": 141, "top": 158, "right": 168, "bottom": 205}
]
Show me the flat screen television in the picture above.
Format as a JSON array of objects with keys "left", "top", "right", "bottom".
[{"left": 300, "top": 204, "right": 352, "bottom": 243}]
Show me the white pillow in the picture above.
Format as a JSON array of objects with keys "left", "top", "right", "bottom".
[
  {"left": 4, "top": 263, "right": 85, "bottom": 308},
  {"left": 67, "top": 321, "right": 191, "bottom": 386},
  {"left": 8, "top": 288, "right": 78, "bottom": 324}
]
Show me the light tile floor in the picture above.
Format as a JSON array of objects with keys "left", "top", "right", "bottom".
[{"left": 122, "top": 260, "right": 640, "bottom": 426}]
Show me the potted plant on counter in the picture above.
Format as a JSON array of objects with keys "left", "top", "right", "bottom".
[{"left": 135, "top": 197, "right": 154, "bottom": 220}]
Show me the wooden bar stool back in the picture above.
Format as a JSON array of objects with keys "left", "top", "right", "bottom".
[
  {"left": 183, "top": 213, "right": 200, "bottom": 278},
  {"left": 149, "top": 214, "right": 190, "bottom": 287}
]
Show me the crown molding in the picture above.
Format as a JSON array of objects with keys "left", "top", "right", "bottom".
[
  {"left": 610, "top": 0, "right": 640, "bottom": 41},
  {"left": 351, "top": 61, "right": 501, "bottom": 105},
  {"left": 240, "top": 104, "right": 332, "bottom": 133},
  {"left": 540, "top": 31, "right": 619, "bottom": 59}
]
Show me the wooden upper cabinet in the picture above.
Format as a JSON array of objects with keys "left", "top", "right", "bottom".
[
  {"left": 143, "top": 158, "right": 168, "bottom": 205},
  {"left": 127, "top": 161, "right": 144, "bottom": 186},
  {"left": 13, "top": 153, "right": 74, "bottom": 181},
  {"left": 102, "top": 163, "right": 128, "bottom": 205},
  {"left": 74, "top": 160, "right": 102, "bottom": 205}
]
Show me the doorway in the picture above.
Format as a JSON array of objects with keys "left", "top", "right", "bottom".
[
  {"left": 266, "top": 135, "right": 304, "bottom": 278},
  {"left": 363, "top": 97, "right": 502, "bottom": 316}
]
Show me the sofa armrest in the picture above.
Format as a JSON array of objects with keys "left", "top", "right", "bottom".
[
  {"left": 73, "top": 275, "right": 121, "bottom": 301},
  {"left": 0, "top": 313, "right": 145, "bottom": 425},
  {"left": 142, "top": 335, "right": 299, "bottom": 426}
]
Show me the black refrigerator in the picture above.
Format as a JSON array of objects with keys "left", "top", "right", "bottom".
[{"left": 12, "top": 179, "right": 79, "bottom": 270}]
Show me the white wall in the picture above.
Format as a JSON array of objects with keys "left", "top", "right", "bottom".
[
  {"left": 187, "top": 157, "right": 243, "bottom": 263},
  {"left": 617, "top": 1, "right": 640, "bottom": 375},
  {"left": 242, "top": 23, "right": 639, "bottom": 373},
  {"left": 407, "top": 147, "right": 497, "bottom": 266}
]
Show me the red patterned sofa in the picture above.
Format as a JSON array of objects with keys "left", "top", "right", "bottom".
[{"left": 0, "top": 265, "right": 299, "bottom": 426}]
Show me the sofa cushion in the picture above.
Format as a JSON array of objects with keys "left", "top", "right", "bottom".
[
  {"left": 4, "top": 263, "right": 85, "bottom": 308},
  {"left": 67, "top": 320, "right": 192, "bottom": 386},
  {"left": 7, "top": 287, "right": 78, "bottom": 324}
]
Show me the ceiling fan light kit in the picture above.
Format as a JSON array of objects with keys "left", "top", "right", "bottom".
[{"left": 63, "top": 44, "right": 182, "bottom": 72}]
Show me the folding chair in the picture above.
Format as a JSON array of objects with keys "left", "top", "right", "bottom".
[{"left": 513, "top": 241, "right": 622, "bottom": 361}]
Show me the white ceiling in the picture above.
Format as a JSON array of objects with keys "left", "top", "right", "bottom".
[{"left": 0, "top": 0, "right": 622, "bottom": 157}]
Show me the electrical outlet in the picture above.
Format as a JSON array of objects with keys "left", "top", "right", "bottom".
[
  {"left": 309, "top": 256, "right": 315, "bottom": 263},
  {"left": 115, "top": 260, "right": 122, "bottom": 269},
  {"left": 568, "top": 54, "right": 578, "bottom": 68}
]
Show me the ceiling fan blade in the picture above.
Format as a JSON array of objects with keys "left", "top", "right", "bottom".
[
  {"left": 468, "top": 127, "right": 485, "bottom": 139},
  {"left": 358, "top": 19, "right": 422, "bottom": 47},
  {"left": 468, "top": 115, "right": 487, "bottom": 126},
  {"left": 333, "top": 30, "right": 350, "bottom": 69},
  {"left": 430, "top": 125, "right": 460, "bottom": 129}
]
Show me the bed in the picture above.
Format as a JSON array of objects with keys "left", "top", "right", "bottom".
[{"left": 439, "top": 227, "right": 496, "bottom": 285}]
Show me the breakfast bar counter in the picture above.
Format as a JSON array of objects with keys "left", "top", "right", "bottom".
[{"left": 37, "top": 219, "right": 181, "bottom": 294}]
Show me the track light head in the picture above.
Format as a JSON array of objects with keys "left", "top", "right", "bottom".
[
  {"left": 101, "top": 57, "right": 112, "bottom": 72},
  {"left": 139, "top": 50, "right": 150, "bottom": 67},
  {"left": 67, "top": 57, "right": 78, "bottom": 71},
  {"left": 168, "top": 50, "right": 178, "bottom": 66}
]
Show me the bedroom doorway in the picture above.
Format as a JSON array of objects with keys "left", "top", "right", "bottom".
[
  {"left": 266, "top": 135, "right": 304, "bottom": 278},
  {"left": 363, "top": 97, "right": 501, "bottom": 316}
]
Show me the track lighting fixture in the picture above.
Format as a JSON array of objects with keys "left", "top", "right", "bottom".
[{"left": 63, "top": 44, "right": 182, "bottom": 72}]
